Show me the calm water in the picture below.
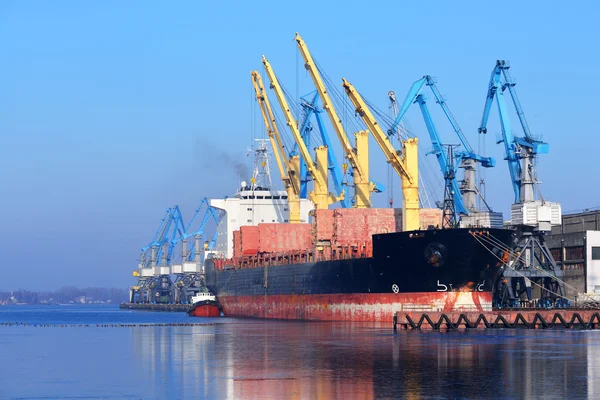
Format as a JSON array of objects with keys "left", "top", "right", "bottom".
[{"left": 0, "top": 305, "right": 598, "bottom": 399}]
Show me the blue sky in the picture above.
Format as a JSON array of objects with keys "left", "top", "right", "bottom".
[{"left": 1, "top": 1, "right": 598, "bottom": 290}]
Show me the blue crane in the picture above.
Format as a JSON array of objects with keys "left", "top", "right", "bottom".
[
  {"left": 478, "top": 60, "right": 548, "bottom": 204},
  {"left": 140, "top": 206, "right": 185, "bottom": 268},
  {"left": 172, "top": 198, "right": 223, "bottom": 263},
  {"left": 292, "top": 91, "right": 385, "bottom": 207},
  {"left": 298, "top": 91, "right": 351, "bottom": 207},
  {"left": 166, "top": 206, "right": 186, "bottom": 263},
  {"left": 390, "top": 76, "right": 495, "bottom": 216},
  {"left": 478, "top": 60, "right": 566, "bottom": 308}
]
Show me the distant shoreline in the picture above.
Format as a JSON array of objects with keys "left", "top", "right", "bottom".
[{"left": 1, "top": 287, "right": 129, "bottom": 306}]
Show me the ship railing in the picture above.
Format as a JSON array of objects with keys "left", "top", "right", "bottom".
[{"left": 217, "top": 241, "right": 375, "bottom": 270}]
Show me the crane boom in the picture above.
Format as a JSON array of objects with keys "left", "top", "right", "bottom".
[
  {"left": 342, "top": 78, "right": 420, "bottom": 231},
  {"left": 415, "top": 94, "right": 468, "bottom": 215},
  {"left": 262, "top": 55, "right": 336, "bottom": 210},
  {"left": 251, "top": 71, "right": 291, "bottom": 191},
  {"left": 426, "top": 77, "right": 472, "bottom": 155},
  {"left": 300, "top": 91, "right": 351, "bottom": 207},
  {"left": 392, "top": 75, "right": 497, "bottom": 218},
  {"left": 478, "top": 60, "right": 548, "bottom": 203},
  {"left": 295, "top": 33, "right": 371, "bottom": 208},
  {"left": 390, "top": 77, "right": 428, "bottom": 135},
  {"left": 251, "top": 70, "right": 302, "bottom": 222}
]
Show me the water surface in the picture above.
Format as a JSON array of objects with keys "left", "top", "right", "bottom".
[{"left": 0, "top": 305, "right": 597, "bottom": 399}]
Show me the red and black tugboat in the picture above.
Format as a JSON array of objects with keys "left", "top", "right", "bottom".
[{"left": 187, "top": 291, "right": 221, "bottom": 317}]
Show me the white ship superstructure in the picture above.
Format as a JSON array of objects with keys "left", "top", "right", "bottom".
[{"left": 210, "top": 185, "right": 313, "bottom": 259}]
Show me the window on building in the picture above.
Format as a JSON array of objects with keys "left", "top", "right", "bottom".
[
  {"left": 273, "top": 196, "right": 280, "bottom": 200},
  {"left": 247, "top": 219, "right": 252, "bottom": 223},
  {"left": 257, "top": 196, "right": 264, "bottom": 199},
  {"left": 282, "top": 196, "right": 288, "bottom": 200},
  {"left": 247, "top": 208, "right": 252, "bottom": 211},
  {"left": 592, "top": 247, "right": 600, "bottom": 260}
]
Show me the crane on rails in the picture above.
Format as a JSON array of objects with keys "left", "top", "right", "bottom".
[
  {"left": 131, "top": 206, "right": 185, "bottom": 304},
  {"left": 171, "top": 198, "right": 224, "bottom": 303},
  {"left": 479, "top": 60, "right": 564, "bottom": 308}
]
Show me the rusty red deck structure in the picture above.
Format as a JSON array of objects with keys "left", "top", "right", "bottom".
[{"left": 394, "top": 310, "right": 600, "bottom": 330}]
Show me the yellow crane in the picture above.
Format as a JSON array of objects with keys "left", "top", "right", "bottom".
[
  {"left": 262, "top": 55, "right": 341, "bottom": 210},
  {"left": 295, "top": 32, "right": 373, "bottom": 208},
  {"left": 342, "top": 78, "right": 420, "bottom": 232},
  {"left": 251, "top": 70, "right": 302, "bottom": 223}
]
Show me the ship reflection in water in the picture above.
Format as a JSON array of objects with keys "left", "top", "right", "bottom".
[{"left": 131, "top": 321, "right": 599, "bottom": 399}]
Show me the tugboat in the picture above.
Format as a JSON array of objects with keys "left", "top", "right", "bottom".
[{"left": 187, "top": 291, "right": 221, "bottom": 317}]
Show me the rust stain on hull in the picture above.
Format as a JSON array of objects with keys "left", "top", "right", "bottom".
[{"left": 218, "top": 292, "right": 492, "bottom": 322}]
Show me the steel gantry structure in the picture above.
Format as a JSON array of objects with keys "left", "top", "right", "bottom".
[
  {"left": 171, "top": 198, "right": 224, "bottom": 303},
  {"left": 479, "top": 60, "right": 564, "bottom": 308},
  {"left": 131, "top": 206, "right": 186, "bottom": 304}
]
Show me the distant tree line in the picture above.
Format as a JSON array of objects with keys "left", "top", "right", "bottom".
[{"left": 0, "top": 286, "right": 129, "bottom": 304}]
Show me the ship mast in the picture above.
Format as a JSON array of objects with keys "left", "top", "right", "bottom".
[{"left": 250, "top": 139, "right": 272, "bottom": 190}]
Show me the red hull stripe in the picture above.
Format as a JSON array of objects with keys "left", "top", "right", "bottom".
[
  {"left": 189, "top": 305, "right": 221, "bottom": 317},
  {"left": 218, "top": 292, "right": 492, "bottom": 322}
]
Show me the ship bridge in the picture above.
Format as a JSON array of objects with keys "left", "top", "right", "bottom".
[{"left": 210, "top": 141, "right": 313, "bottom": 259}]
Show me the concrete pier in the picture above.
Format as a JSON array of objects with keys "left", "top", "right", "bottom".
[{"left": 119, "top": 303, "right": 190, "bottom": 312}]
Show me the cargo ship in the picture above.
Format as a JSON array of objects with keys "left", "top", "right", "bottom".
[{"left": 202, "top": 174, "right": 515, "bottom": 322}]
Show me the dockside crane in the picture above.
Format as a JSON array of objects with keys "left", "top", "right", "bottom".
[
  {"left": 131, "top": 206, "right": 185, "bottom": 304},
  {"left": 342, "top": 79, "right": 420, "bottom": 232},
  {"left": 295, "top": 33, "right": 374, "bottom": 208},
  {"left": 389, "top": 76, "right": 501, "bottom": 227},
  {"left": 296, "top": 91, "right": 351, "bottom": 207},
  {"left": 171, "top": 199, "right": 223, "bottom": 303},
  {"left": 172, "top": 198, "right": 223, "bottom": 264},
  {"left": 251, "top": 70, "right": 303, "bottom": 222},
  {"left": 479, "top": 60, "right": 549, "bottom": 204},
  {"left": 479, "top": 60, "right": 564, "bottom": 308},
  {"left": 262, "top": 55, "right": 342, "bottom": 210},
  {"left": 138, "top": 206, "right": 185, "bottom": 271}
]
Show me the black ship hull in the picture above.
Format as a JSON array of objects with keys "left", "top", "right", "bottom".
[{"left": 205, "top": 228, "right": 513, "bottom": 321}]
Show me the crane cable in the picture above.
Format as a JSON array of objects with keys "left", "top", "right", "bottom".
[
  {"left": 470, "top": 231, "right": 598, "bottom": 303},
  {"left": 471, "top": 232, "right": 573, "bottom": 303},
  {"left": 362, "top": 92, "right": 440, "bottom": 209}
]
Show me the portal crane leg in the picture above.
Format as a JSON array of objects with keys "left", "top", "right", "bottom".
[
  {"left": 313, "top": 147, "right": 330, "bottom": 209},
  {"left": 354, "top": 131, "right": 371, "bottom": 208},
  {"left": 402, "top": 138, "right": 420, "bottom": 230}
]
